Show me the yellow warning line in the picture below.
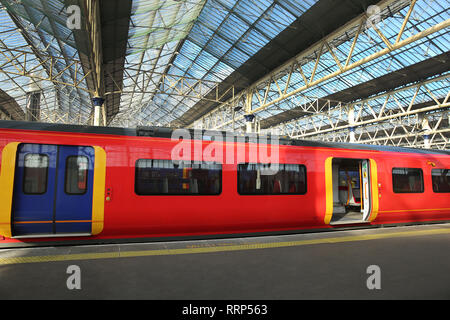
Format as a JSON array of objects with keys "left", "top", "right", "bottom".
[{"left": 1, "top": 227, "right": 450, "bottom": 265}]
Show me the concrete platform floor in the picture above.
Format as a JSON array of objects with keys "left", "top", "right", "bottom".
[{"left": 0, "top": 223, "right": 449, "bottom": 300}]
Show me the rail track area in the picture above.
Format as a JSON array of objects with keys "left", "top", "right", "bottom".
[{"left": 0, "top": 223, "right": 449, "bottom": 300}]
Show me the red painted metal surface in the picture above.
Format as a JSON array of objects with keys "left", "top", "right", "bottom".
[{"left": 0, "top": 126, "right": 449, "bottom": 245}]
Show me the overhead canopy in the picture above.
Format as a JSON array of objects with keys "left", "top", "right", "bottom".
[{"left": 0, "top": 0, "right": 448, "bottom": 148}]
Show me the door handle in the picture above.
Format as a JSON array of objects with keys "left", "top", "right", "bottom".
[{"left": 364, "top": 182, "right": 368, "bottom": 199}]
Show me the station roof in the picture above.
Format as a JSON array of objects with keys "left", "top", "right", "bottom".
[{"left": 0, "top": 0, "right": 448, "bottom": 150}]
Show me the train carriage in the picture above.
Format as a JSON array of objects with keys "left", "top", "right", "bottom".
[{"left": 0, "top": 120, "right": 449, "bottom": 247}]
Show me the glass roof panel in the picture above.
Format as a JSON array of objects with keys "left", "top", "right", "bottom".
[
  {"left": 256, "top": 0, "right": 449, "bottom": 123},
  {"left": 0, "top": 0, "right": 92, "bottom": 123},
  {"left": 132, "top": 0, "right": 319, "bottom": 126},
  {"left": 1, "top": 0, "right": 446, "bottom": 137}
]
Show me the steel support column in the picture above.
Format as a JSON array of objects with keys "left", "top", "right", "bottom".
[{"left": 85, "top": 0, "right": 104, "bottom": 126}]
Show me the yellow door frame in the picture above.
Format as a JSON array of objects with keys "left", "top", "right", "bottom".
[
  {"left": 324, "top": 157, "right": 379, "bottom": 225},
  {"left": 0, "top": 142, "right": 20, "bottom": 238}
]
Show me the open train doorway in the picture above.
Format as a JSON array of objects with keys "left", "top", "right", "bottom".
[{"left": 330, "top": 158, "right": 371, "bottom": 225}]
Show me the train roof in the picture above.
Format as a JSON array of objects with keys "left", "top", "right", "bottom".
[{"left": 1, "top": 119, "right": 449, "bottom": 156}]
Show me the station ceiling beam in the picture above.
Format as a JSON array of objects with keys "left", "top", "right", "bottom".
[
  {"left": 270, "top": 73, "right": 449, "bottom": 150},
  {"left": 191, "top": 0, "right": 450, "bottom": 132},
  {"left": 173, "top": 0, "right": 382, "bottom": 128},
  {"left": 259, "top": 52, "right": 450, "bottom": 130}
]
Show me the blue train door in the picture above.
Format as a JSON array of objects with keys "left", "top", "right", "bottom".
[{"left": 12, "top": 144, "right": 95, "bottom": 237}]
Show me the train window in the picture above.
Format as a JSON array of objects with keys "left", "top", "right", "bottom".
[
  {"left": 392, "top": 168, "right": 424, "bottom": 193},
  {"left": 135, "top": 159, "right": 222, "bottom": 195},
  {"left": 431, "top": 169, "right": 450, "bottom": 193},
  {"left": 65, "top": 156, "right": 89, "bottom": 195},
  {"left": 23, "top": 153, "right": 49, "bottom": 194},
  {"left": 238, "top": 163, "right": 307, "bottom": 195}
]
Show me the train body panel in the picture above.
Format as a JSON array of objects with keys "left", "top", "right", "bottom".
[
  {"left": 0, "top": 121, "right": 449, "bottom": 246},
  {"left": 370, "top": 154, "right": 450, "bottom": 224}
]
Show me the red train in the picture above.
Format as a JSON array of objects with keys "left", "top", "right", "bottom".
[{"left": 0, "top": 120, "right": 449, "bottom": 247}]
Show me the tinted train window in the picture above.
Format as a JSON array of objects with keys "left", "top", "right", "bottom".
[
  {"left": 135, "top": 159, "right": 222, "bottom": 195},
  {"left": 23, "top": 154, "right": 49, "bottom": 194},
  {"left": 392, "top": 168, "right": 424, "bottom": 193},
  {"left": 65, "top": 156, "right": 89, "bottom": 195},
  {"left": 238, "top": 163, "right": 306, "bottom": 195},
  {"left": 432, "top": 169, "right": 450, "bottom": 193}
]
